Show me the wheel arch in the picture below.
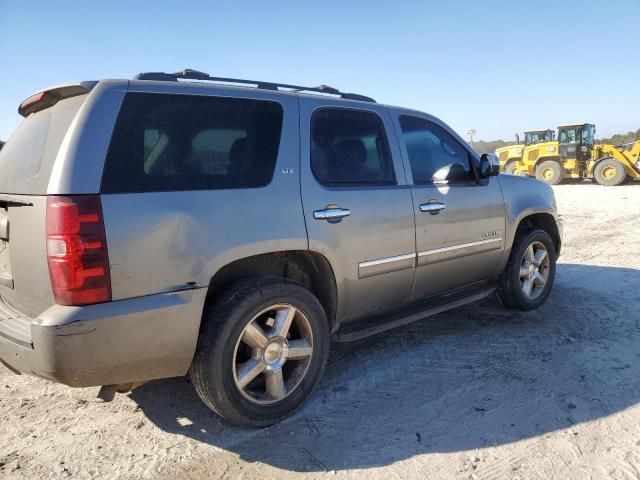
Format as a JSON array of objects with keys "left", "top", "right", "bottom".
[
  {"left": 204, "top": 250, "right": 338, "bottom": 330},
  {"left": 497, "top": 209, "right": 561, "bottom": 279},
  {"left": 503, "top": 158, "right": 522, "bottom": 171},
  {"left": 515, "top": 212, "right": 561, "bottom": 257},
  {"left": 533, "top": 155, "right": 563, "bottom": 170}
]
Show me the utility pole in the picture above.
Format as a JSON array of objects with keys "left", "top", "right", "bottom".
[{"left": 467, "top": 129, "right": 476, "bottom": 144}]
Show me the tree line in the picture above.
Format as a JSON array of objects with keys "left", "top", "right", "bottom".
[{"left": 471, "top": 128, "right": 640, "bottom": 154}]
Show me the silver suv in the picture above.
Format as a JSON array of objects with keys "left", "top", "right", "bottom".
[{"left": 0, "top": 70, "right": 561, "bottom": 426}]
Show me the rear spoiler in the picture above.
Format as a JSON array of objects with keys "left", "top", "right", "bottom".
[{"left": 18, "top": 81, "right": 98, "bottom": 117}]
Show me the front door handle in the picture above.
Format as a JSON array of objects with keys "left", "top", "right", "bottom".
[
  {"left": 313, "top": 208, "right": 351, "bottom": 220},
  {"left": 419, "top": 202, "right": 446, "bottom": 213}
]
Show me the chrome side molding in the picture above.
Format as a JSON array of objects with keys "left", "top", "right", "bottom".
[
  {"left": 358, "top": 252, "right": 416, "bottom": 279},
  {"left": 418, "top": 238, "right": 502, "bottom": 257}
]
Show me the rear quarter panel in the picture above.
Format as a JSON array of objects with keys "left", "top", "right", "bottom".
[
  {"left": 47, "top": 81, "right": 128, "bottom": 194},
  {"left": 0, "top": 83, "right": 126, "bottom": 318}
]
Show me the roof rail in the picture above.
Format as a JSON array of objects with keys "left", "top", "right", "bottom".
[{"left": 133, "top": 69, "right": 376, "bottom": 103}]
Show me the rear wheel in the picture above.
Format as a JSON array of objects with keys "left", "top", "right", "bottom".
[
  {"left": 593, "top": 158, "right": 626, "bottom": 186},
  {"left": 504, "top": 161, "right": 518, "bottom": 175},
  {"left": 535, "top": 161, "right": 564, "bottom": 185},
  {"left": 498, "top": 229, "right": 556, "bottom": 311},
  {"left": 190, "top": 277, "right": 330, "bottom": 426}
]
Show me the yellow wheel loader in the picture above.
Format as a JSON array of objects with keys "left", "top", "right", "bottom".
[
  {"left": 515, "top": 123, "right": 640, "bottom": 186},
  {"left": 591, "top": 141, "right": 640, "bottom": 186},
  {"left": 495, "top": 129, "right": 555, "bottom": 174}
]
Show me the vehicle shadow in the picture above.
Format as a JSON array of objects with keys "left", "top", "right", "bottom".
[{"left": 130, "top": 263, "right": 640, "bottom": 473}]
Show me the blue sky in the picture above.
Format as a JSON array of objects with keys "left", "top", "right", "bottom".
[{"left": 1, "top": 0, "right": 639, "bottom": 142}]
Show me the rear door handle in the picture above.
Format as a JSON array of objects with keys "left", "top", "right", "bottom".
[
  {"left": 313, "top": 208, "right": 351, "bottom": 220},
  {"left": 419, "top": 202, "right": 446, "bottom": 213}
]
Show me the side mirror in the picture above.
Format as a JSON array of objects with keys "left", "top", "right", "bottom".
[{"left": 480, "top": 153, "right": 500, "bottom": 178}]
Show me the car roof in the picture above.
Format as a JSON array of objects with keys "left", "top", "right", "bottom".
[
  {"left": 24, "top": 72, "right": 444, "bottom": 133},
  {"left": 27, "top": 70, "right": 425, "bottom": 116},
  {"left": 130, "top": 69, "right": 378, "bottom": 103}
]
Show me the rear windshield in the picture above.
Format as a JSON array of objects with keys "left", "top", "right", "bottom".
[
  {"left": 0, "top": 95, "right": 86, "bottom": 194},
  {"left": 101, "top": 93, "right": 283, "bottom": 193}
]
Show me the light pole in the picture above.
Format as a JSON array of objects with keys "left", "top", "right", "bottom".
[{"left": 467, "top": 129, "right": 476, "bottom": 144}]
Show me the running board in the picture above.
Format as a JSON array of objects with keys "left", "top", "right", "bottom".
[{"left": 334, "top": 287, "right": 496, "bottom": 342}]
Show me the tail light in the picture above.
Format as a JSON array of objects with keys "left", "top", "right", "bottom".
[{"left": 46, "top": 195, "right": 112, "bottom": 306}]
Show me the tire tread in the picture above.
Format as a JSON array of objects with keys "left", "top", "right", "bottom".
[
  {"left": 189, "top": 277, "right": 329, "bottom": 426},
  {"left": 498, "top": 228, "right": 556, "bottom": 311}
]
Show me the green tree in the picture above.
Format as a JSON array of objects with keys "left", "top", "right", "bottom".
[
  {"left": 597, "top": 129, "right": 640, "bottom": 145},
  {"left": 469, "top": 139, "right": 513, "bottom": 155},
  {"left": 471, "top": 128, "right": 639, "bottom": 155}
]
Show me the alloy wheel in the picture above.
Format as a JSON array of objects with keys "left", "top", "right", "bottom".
[
  {"left": 519, "top": 241, "right": 550, "bottom": 299},
  {"left": 232, "top": 304, "right": 314, "bottom": 405}
]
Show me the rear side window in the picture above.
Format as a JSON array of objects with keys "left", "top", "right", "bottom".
[
  {"left": 399, "top": 115, "right": 474, "bottom": 184},
  {"left": 311, "top": 108, "right": 395, "bottom": 186},
  {"left": 0, "top": 95, "right": 87, "bottom": 194},
  {"left": 101, "top": 93, "right": 283, "bottom": 193}
]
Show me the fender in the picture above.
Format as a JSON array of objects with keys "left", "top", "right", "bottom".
[
  {"left": 497, "top": 174, "right": 560, "bottom": 271},
  {"left": 533, "top": 155, "right": 563, "bottom": 170}
]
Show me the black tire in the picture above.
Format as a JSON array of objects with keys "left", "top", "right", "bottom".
[
  {"left": 504, "top": 161, "right": 518, "bottom": 175},
  {"left": 593, "top": 158, "right": 627, "bottom": 186},
  {"left": 535, "top": 160, "right": 564, "bottom": 185},
  {"left": 190, "top": 277, "right": 330, "bottom": 427},
  {"left": 498, "top": 229, "right": 556, "bottom": 311}
]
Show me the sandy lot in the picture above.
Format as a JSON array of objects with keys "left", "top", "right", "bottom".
[{"left": 2, "top": 182, "right": 640, "bottom": 479}]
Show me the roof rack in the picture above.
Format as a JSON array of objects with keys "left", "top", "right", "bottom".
[{"left": 133, "top": 69, "right": 376, "bottom": 103}]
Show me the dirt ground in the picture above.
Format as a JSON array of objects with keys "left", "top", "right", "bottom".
[{"left": 2, "top": 182, "right": 640, "bottom": 480}]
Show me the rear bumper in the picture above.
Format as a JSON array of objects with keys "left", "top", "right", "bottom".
[{"left": 0, "top": 288, "right": 207, "bottom": 387}]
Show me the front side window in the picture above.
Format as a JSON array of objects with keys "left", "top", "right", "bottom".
[
  {"left": 399, "top": 116, "right": 474, "bottom": 184},
  {"left": 581, "top": 125, "right": 594, "bottom": 146},
  {"left": 525, "top": 131, "right": 553, "bottom": 145},
  {"left": 310, "top": 108, "right": 395, "bottom": 186},
  {"left": 102, "top": 93, "right": 283, "bottom": 193},
  {"left": 559, "top": 128, "right": 577, "bottom": 144},
  {"left": 524, "top": 132, "right": 541, "bottom": 145}
]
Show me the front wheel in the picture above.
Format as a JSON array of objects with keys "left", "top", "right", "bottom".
[
  {"left": 593, "top": 158, "right": 626, "bottom": 186},
  {"left": 498, "top": 229, "right": 556, "bottom": 311},
  {"left": 535, "top": 161, "right": 564, "bottom": 185},
  {"left": 504, "top": 161, "right": 518, "bottom": 175},
  {"left": 190, "top": 278, "right": 330, "bottom": 426}
]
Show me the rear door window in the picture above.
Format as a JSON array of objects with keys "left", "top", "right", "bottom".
[
  {"left": 101, "top": 93, "right": 284, "bottom": 193},
  {"left": 0, "top": 95, "right": 87, "bottom": 194}
]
